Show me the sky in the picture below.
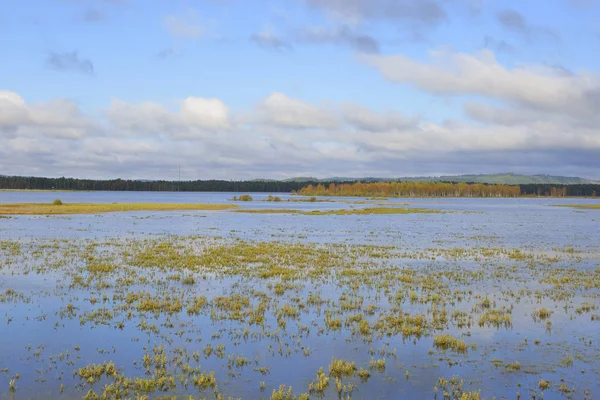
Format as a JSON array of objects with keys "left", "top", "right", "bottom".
[{"left": 1, "top": 0, "right": 599, "bottom": 180}]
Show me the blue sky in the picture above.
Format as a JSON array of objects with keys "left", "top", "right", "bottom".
[{"left": 1, "top": 0, "right": 599, "bottom": 179}]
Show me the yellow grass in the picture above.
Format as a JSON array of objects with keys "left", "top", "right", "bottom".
[
  {"left": 556, "top": 204, "right": 600, "bottom": 209},
  {"left": 0, "top": 203, "right": 237, "bottom": 215},
  {"left": 235, "top": 207, "right": 442, "bottom": 215}
]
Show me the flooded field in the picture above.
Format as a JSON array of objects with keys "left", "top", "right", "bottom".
[{"left": 1, "top": 192, "right": 599, "bottom": 399}]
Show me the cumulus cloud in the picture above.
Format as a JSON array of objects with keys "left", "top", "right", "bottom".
[
  {"left": 0, "top": 91, "right": 92, "bottom": 138},
  {"left": 2, "top": 88, "right": 600, "bottom": 179},
  {"left": 360, "top": 49, "right": 600, "bottom": 118},
  {"left": 106, "top": 96, "right": 231, "bottom": 138},
  {"left": 341, "top": 103, "right": 416, "bottom": 131},
  {"left": 45, "top": 51, "right": 94, "bottom": 75},
  {"left": 180, "top": 97, "right": 231, "bottom": 130},
  {"left": 252, "top": 92, "right": 337, "bottom": 129}
]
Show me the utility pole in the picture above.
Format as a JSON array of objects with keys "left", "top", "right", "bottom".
[{"left": 178, "top": 164, "right": 181, "bottom": 192}]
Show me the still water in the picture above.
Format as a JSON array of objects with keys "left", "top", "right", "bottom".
[{"left": 0, "top": 192, "right": 599, "bottom": 399}]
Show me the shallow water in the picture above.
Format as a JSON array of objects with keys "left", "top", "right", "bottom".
[{"left": 0, "top": 192, "right": 599, "bottom": 399}]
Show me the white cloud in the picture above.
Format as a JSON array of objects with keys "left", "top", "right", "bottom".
[
  {"left": 2, "top": 89, "right": 600, "bottom": 179},
  {"left": 181, "top": 97, "right": 231, "bottom": 130},
  {"left": 106, "top": 97, "right": 232, "bottom": 138},
  {"left": 0, "top": 91, "right": 91, "bottom": 138},
  {"left": 341, "top": 102, "right": 416, "bottom": 131},
  {"left": 360, "top": 50, "right": 600, "bottom": 118},
  {"left": 253, "top": 92, "right": 338, "bottom": 129}
]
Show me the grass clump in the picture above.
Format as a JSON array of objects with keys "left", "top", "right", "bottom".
[
  {"left": 478, "top": 309, "right": 512, "bottom": 328},
  {"left": 504, "top": 361, "right": 521, "bottom": 371},
  {"left": 329, "top": 358, "right": 357, "bottom": 378},
  {"left": 532, "top": 308, "right": 553, "bottom": 321},
  {"left": 538, "top": 379, "right": 551, "bottom": 390},
  {"left": 357, "top": 368, "right": 371, "bottom": 380},
  {"left": 187, "top": 296, "right": 207, "bottom": 315},
  {"left": 575, "top": 302, "right": 598, "bottom": 314},
  {"left": 76, "top": 361, "right": 117, "bottom": 384},
  {"left": 308, "top": 367, "right": 330, "bottom": 394},
  {"left": 433, "top": 334, "right": 469, "bottom": 353},
  {"left": 192, "top": 371, "right": 217, "bottom": 390},
  {"left": 270, "top": 385, "right": 309, "bottom": 400},
  {"left": 325, "top": 315, "right": 342, "bottom": 331},
  {"left": 368, "top": 358, "right": 386, "bottom": 371}
]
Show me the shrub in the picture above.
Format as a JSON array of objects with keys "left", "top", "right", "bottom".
[
  {"left": 53, "top": 199, "right": 63, "bottom": 205},
  {"left": 238, "top": 194, "right": 253, "bottom": 201}
]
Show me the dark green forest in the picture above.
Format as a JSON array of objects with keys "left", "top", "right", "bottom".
[
  {"left": 0, "top": 175, "right": 599, "bottom": 197},
  {"left": 0, "top": 176, "right": 314, "bottom": 193}
]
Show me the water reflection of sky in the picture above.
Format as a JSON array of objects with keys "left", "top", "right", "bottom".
[
  {"left": 1, "top": 193, "right": 599, "bottom": 250},
  {"left": 0, "top": 192, "right": 599, "bottom": 399}
]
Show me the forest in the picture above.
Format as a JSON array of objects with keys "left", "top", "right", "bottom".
[
  {"left": 0, "top": 175, "right": 599, "bottom": 197},
  {"left": 0, "top": 175, "right": 313, "bottom": 192},
  {"left": 297, "top": 182, "right": 599, "bottom": 198}
]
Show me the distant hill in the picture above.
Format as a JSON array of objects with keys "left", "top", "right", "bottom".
[
  {"left": 280, "top": 177, "right": 319, "bottom": 182},
  {"left": 282, "top": 173, "right": 599, "bottom": 185},
  {"left": 434, "top": 173, "right": 599, "bottom": 185}
]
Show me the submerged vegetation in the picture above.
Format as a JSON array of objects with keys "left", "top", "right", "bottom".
[{"left": 0, "top": 202, "right": 237, "bottom": 215}]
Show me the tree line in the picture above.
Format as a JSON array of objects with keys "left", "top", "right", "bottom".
[
  {"left": 0, "top": 175, "right": 598, "bottom": 197},
  {"left": 297, "top": 182, "right": 599, "bottom": 197},
  {"left": 0, "top": 176, "right": 314, "bottom": 192}
]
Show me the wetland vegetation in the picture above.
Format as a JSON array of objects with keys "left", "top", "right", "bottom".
[
  {"left": 0, "top": 192, "right": 599, "bottom": 399},
  {"left": 0, "top": 202, "right": 237, "bottom": 215},
  {"left": 234, "top": 207, "right": 443, "bottom": 215},
  {"left": 556, "top": 204, "right": 600, "bottom": 210}
]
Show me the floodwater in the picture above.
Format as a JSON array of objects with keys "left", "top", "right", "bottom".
[{"left": 0, "top": 192, "right": 599, "bottom": 400}]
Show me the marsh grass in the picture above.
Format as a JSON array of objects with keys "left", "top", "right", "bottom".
[
  {"left": 235, "top": 207, "right": 443, "bottom": 215},
  {"left": 555, "top": 204, "right": 600, "bottom": 209},
  {"left": 0, "top": 202, "right": 237, "bottom": 215},
  {"left": 433, "top": 334, "right": 469, "bottom": 353},
  {"left": 532, "top": 308, "right": 553, "bottom": 321},
  {"left": 1, "top": 236, "right": 598, "bottom": 399}
]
